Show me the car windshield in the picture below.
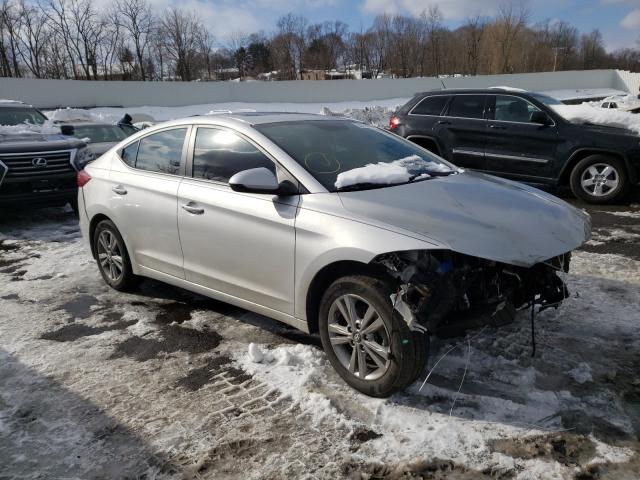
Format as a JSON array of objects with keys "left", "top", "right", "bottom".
[
  {"left": 256, "top": 120, "right": 455, "bottom": 191},
  {"left": 0, "top": 107, "right": 47, "bottom": 126},
  {"left": 529, "top": 92, "right": 564, "bottom": 106},
  {"left": 69, "top": 125, "right": 130, "bottom": 143}
]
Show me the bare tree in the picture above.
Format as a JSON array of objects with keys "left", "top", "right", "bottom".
[
  {"left": 494, "top": 1, "right": 530, "bottom": 73},
  {"left": 160, "top": 8, "right": 203, "bottom": 81},
  {"left": 114, "top": 0, "right": 154, "bottom": 80},
  {"left": 461, "top": 15, "right": 487, "bottom": 75}
]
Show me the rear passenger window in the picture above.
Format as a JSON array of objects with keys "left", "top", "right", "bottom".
[
  {"left": 193, "top": 127, "right": 275, "bottom": 183},
  {"left": 447, "top": 95, "right": 486, "bottom": 119},
  {"left": 135, "top": 128, "right": 187, "bottom": 175},
  {"left": 411, "top": 96, "right": 449, "bottom": 116},
  {"left": 120, "top": 141, "right": 138, "bottom": 167}
]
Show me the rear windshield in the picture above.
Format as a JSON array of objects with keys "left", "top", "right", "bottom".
[
  {"left": 256, "top": 120, "right": 454, "bottom": 191},
  {"left": 69, "top": 125, "right": 130, "bottom": 143},
  {"left": 0, "top": 107, "right": 47, "bottom": 126}
]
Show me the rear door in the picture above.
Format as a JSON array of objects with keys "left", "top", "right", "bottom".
[
  {"left": 404, "top": 94, "right": 450, "bottom": 145},
  {"left": 484, "top": 94, "right": 559, "bottom": 182},
  {"left": 108, "top": 126, "right": 189, "bottom": 278},
  {"left": 433, "top": 94, "right": 488, "bottom": 169},
  {"left": 177, "top": 126, "right": 299, "bottom": 315}
]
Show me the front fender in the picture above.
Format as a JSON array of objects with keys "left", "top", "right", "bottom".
[{"left": 294, "top": 205, "right": 448, "bottom": 321}]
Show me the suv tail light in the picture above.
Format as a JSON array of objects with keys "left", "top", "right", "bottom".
[
  {"left": 389, "top": 115, "right": 401, "bottom": 130},
  {"left": 77, "top": 169, "right": 91, "bottom": 187}
]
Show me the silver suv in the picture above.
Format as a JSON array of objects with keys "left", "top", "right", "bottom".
[{"left": 78, "top": 113, "right": 590, "bottom": 396}]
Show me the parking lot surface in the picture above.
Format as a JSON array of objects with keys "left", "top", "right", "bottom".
[{"left": 1, "top": 196, "right": 639, "bottom": 479}]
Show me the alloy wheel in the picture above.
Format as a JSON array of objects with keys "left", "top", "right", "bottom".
[
  {"left": 580, "top": 163, "right": 620, "bottom": 197},
  {"left": 327, "top": 294, "right": 391, "bottom": 381},
  {"left": 97, "top": 230, "right": 124, "bottom": 283}
]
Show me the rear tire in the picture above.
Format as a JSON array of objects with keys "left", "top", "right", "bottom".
[
  {"left": 318, "top": 275, "right": 428, "bottom": 397},
  {"left": 93, "top": 219, "right": 141, "bottom": 291},
  {"left": 570, "top": 155, "right": 629, "bottom": 204}
]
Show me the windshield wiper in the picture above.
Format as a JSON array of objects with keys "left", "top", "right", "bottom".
[{"left": 336, "top": 182, "right": 394, "bottom": 192}]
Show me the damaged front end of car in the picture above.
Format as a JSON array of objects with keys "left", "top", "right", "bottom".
[{"left": 373, "top": 250, "right": 571, "bottom": 338}]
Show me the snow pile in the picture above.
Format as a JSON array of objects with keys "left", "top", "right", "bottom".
[
  {"left": 320, "top": 105, "right": 395, "bottom": 128},
  {"left": 334, "top": 154, "right": 452, "bottom": 189},
  {"left": 568, "top": 362, "right": 593, "bottom": 384},
  {"left": 46, "top": 107, "right": 99, "bottom": 122},
  {"left": 551, "top": 103, "right": 640, "bottom": 134},
  {"left": 0, "top": 120, "right": 60, "bottom": 135},
  {"left": 80, "top": 97, "right": 410, "bottom": 124},
  {"left": 241, "top": 343, "right": 339, "bottom": 425}
]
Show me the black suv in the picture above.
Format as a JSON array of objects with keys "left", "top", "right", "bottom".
[
  {"left": 0, "top": 101, "right": 91, "bottom": 211},
  {"left": 390, "top": 88, "right": 640, "bottom": 203}
]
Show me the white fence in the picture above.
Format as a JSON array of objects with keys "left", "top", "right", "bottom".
[{"left": 0, "top": 69, "right": 636, "bottom": 109}]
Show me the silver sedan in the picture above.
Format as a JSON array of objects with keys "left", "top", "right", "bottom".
[{"left": 78, "top": 113, "right": 590, "bottom": 397}]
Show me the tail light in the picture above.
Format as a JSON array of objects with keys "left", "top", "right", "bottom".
[
  {"left": 77, "top": 169, "right": 91, "bottom": 187},
  {"left": 389, "top": 115, "right": 401, "bottom": 130}
]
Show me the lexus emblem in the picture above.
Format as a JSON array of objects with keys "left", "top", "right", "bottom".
[{"left": 32, "top": 157, "right": 48, "bottom": 168}]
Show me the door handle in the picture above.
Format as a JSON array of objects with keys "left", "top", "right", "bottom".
[
  {"left": 437, "top": 120, "right": 452, "bottom": 125},
  {"left": 489, "top": 125, "right": 507, "bottom": 130},
  {"left": 112, "top": 185, "right": 127, "bottom": 195},
  {"left": 181, "top": 203, "right": 204, "bottom": 215}
]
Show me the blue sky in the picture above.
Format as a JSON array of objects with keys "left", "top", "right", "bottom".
[{"left": 170, "top": 0, "right": 640, "bottom": 51}]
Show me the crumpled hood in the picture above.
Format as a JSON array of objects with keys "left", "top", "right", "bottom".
[{"left": 338, "top": 171, "right": 591, "bottom": 267}]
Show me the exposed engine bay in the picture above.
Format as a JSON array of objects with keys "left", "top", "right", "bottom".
[{"left": 374, "top": 250, "right": 571, "bottom": 338}]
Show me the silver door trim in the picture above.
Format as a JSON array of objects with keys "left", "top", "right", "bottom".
[
  {"left": 451, "top": 148, "right": 484, "bottom": 157},
  {"left": 485, "top": 152, "right": 550, "bottom": 164}
]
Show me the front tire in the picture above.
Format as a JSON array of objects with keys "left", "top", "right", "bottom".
[
  {"left": 93, "top": 219, "right": 140, "bottom": 291},
  {"left": 570, "top": 155, "right": 629, "bottom": 204},
  {"left": 319, "top": 275, "right": 428, "bottom": 397}
]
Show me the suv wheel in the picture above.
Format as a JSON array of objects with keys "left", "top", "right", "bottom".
[
  {"left": 93, "top": 219, "right": 141, "bottom": 291},
  {"left": 318, "top": 275, "right": 428, "bottom": 397},
  {"left": 570, "top": 155, "right": 629, "bottom": 204}
]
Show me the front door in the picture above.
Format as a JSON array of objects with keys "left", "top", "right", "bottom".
[
  {"left": 484, "top": 94, "right": 559, "bottom": 182},
  {"left": 177, "top": 126, "right": 299, "bottom": 315}
]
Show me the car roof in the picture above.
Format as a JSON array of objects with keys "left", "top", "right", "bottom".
[
  {"left": 59, "top": 121, "right": 120, "bottom": 127},
  {"left": 414, "top": 88, "right": 532, "bottom": 97}
]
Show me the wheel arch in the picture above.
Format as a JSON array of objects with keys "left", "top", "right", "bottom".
[
  {"left": 304, "top": 260, "right": 388, "bottom": 335},
  {"left": 406, "top": 135, "right": 442, "bottom": 156},
  {"left": 88, "top": 213, "right": 112, "bottom": 259},
  {"left": 558, "top": 149, "right": 630, "bottom": 186}
]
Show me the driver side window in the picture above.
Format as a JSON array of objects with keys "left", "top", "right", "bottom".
[
  {"left": 192, "top": 127, "right": 276, "bottom": 183},
  {"left": 494, "top": 95, "right": 542, "bottom": 123}
]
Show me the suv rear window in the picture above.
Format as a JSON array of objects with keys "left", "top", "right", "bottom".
[
  {"left": 411, "top": 96, "right": 449, "bottom": 116},
  {"left": 447, "top": 95, "right": 486, "bottom": 119}
]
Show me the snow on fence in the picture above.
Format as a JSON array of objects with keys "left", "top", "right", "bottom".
[{"left": 0, "top": 69, "right": 635, "bottom": 109}]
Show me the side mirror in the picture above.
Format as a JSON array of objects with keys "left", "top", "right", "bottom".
[
  {"left": 530, "top": 111, "right": 552, "bottom": 125},
  {"left": 229, "top": 167, "right": 296, "bottom": 195}
]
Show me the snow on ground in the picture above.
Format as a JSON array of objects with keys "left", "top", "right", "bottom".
[
  {"left": 1, "top": 199, "right": 639, "bottom": 479},
  {"left": 41, "top": 97, "right": 410, "bottom": 129}
]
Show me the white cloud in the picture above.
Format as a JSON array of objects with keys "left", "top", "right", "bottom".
[
  {"left": 620, "top": 8, "right": 640, "bottom": 27},
  {"left": 360, "top": 0, "right": 504, "bottom": 19}
]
